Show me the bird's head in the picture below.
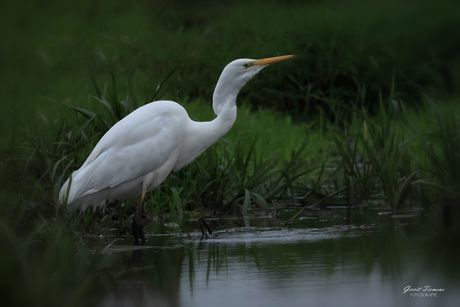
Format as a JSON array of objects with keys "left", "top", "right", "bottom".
[
  {"left": 213, "top": 55, "right": 295, "bottom": 115},
  {"left": 223, "top": 55, "right": 296, "bottom": 84}
]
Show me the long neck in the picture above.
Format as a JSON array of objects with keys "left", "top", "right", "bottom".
[
  {"left": 210, "top": 71, "right": 241, "bottom": 136},
  {"left": 174, "top": 84, "right": 238, "bottom": 171},
  {"left": 212, "top": 66, "right": 244, "bottom": 117},
  {"left": 205, "top": 93, "right": 237, "bottom": 145}
]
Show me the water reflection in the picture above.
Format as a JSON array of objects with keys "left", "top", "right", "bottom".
[
  {"left": 102, "top": 240, "right": 185, "bottom": 307},
  {"left": 103, "top": 214, "right": 460, "bottom": 307}
]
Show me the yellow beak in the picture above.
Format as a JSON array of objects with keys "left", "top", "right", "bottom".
[{"left": 253, "top": 55, "right": 296, "bottom": 66}]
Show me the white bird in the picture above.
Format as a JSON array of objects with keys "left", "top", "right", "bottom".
[{"left": 59, "top": 55, "right": 295, "bottom": 241}]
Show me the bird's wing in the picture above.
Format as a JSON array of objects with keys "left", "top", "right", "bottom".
[{"left": 67, "top": 101, "right": 187, "bottom": 201}]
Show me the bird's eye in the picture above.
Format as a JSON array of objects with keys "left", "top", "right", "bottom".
[{"left": 243, "top": 63, "right": 249, "bottom": 68}]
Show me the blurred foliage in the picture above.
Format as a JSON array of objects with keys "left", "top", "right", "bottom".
[
  {"left": 1, "top": 0, "right": 460, "bottom": 228},
  {"left": 331, "top": 100, "right": 415, "bottom": 212},
  {"left": 0, "top": 219, "right": 111, "bottom": 307},
  {"left": 0, "top": 0, "right": 460, "bottom": 304},
  {"left": 0, "top": 0, "right": 459, "bottom": 217},
  {"left": 1, "top": 0, "right": 460, "bottom": 130}
]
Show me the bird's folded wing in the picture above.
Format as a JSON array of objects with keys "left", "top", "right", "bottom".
[{"left": 69, "top": 101, "right": 187, "bottom": 200}]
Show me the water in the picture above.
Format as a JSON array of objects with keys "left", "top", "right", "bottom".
[{"left": 101, "top": 210, "right": 460, "bottom": 307}]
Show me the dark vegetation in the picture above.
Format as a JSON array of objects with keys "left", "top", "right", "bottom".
[{"left": 1, "top": 0, "right": 460, "bottom": 305}]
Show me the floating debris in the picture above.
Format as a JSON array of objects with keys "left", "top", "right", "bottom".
[
  {"left": 216, "top": 226, "right": 283, "bottom": 233},
  {"left": 99, "top": 244, "right": 184, "bottom": 254},
  {"left": 164, "top": 223, "right": 180, "bottom": 228}
]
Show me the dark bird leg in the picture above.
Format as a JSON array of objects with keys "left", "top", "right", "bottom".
[
  {"left": 198, "top": 217, "right": 212, "bottom": 238},
  {"left": 133, "top": 187, "right": 147, "bottom": 244}
]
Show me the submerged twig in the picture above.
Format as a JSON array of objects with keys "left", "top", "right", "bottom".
[
  {"left": 283, "top": 187, "right": 346, "bottom": 226},
  {"left": 104, "top": 238, "right": 122, "bottom": 250}
]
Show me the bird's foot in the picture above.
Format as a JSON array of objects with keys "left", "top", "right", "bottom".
[{"left": 198, "top": 217, "right": 212, "bottom": 238}]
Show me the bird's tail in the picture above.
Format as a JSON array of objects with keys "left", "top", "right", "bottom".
[
  {"left": 59, "top": 175, "right": 109, "bottom": 211},
  {"left": 59, "top": 176, "right": 72, "bottom": 205}
]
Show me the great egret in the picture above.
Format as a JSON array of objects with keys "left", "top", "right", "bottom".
[{"left": 59, "top": 55, "right": 295, "bottom": 242}]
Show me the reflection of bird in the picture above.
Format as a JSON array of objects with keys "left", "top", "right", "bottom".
[{"left": 59, "top": 55, "right": 295, "bottom": 242}]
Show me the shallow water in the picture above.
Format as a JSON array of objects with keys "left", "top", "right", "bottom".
[{"left": 101, "top": 210, "right": 460, "bottom": 307}]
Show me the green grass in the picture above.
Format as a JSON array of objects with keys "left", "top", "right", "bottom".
[
  {"left": 164, "top": 0, "right": 460, "bottom": 121},
  {"left": 1, "top": 0, "right": 460, "bottom": 229},
  {"left": 328, "top": 97, "right": 460, "bottom": 213},
  {"left": 408, "top": 98, "right": 460, "bottom": 203},
  {"left": 331, "top": 100, "right": 415, "bottom": 211},
  {"left": 1, "top": 0, "right": 459, "bottom": 228},
  {"left": 2, "top": 0, "right": 460, "bottom": 304},
  {"left": 1, "top": 0, "right": 460, "bottom": 132}
]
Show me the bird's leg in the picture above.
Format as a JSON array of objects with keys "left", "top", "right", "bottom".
[
  {"left": 132, "top": 187, "right": 147, "bottom": 244},
  {"left": 199, "top": 217, "right": 212, "bottom": 236}
]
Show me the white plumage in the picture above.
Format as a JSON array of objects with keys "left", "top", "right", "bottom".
[{"left": 59, "top": 56, "right": 295, "bottom": 212}]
